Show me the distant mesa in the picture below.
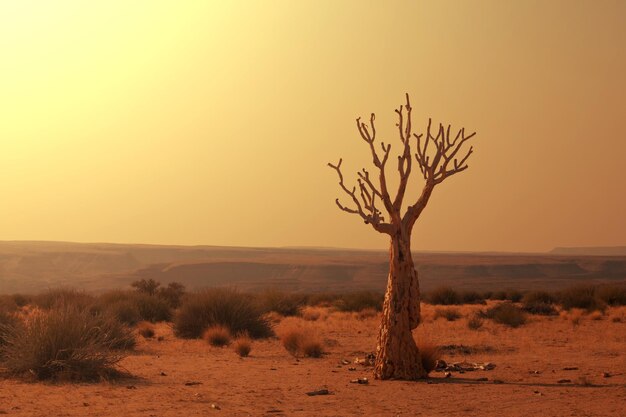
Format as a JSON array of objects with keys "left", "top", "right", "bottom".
[{"left": 549, "top": 246, "right": 626, "bottom": 256}]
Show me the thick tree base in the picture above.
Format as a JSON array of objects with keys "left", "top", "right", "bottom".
[{"left": 373, "top": 331, "right": 427, "bottom": 380}]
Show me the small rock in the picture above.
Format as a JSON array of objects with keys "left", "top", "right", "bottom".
[
  {"left": 211, "top": 403, "right": 221, "bottom": 410},
  {"left": 341, "top": 359, "right": 351, "bottom": 365},
  {"left": 185, "top": 381, "right": 202, "bottom": 386},
  {"left": 157, "top": 336, "right": 165, "bottom": 342},
  {"left": 602, "top": 372, "right": 611, "bottom": 378},
  {"left": 348, "top": 367, "right": 357, "bottom": 371},
  {"left": 160, "top": 372, "right": 167, "bottom": 376},
  {"left": 306, "top": 389, "right": 330, "bottom": 396},
  {"left": 126, "top": 385, "right": 137, "bottom": 390},
  {"left": 444, "top": 372, "right": 452, "bottom": 378},
  {"left": 563, "top": 367, "right": 578, "bottom": 371},
  {"left": 350, "top": 378, "right": 369, "bottom": 384},
  {"left": 83, "top": 403, "right": 89, "bottom": 407},
  {"left": 557, "top": 379, "right": 571, "bottom": 384}
]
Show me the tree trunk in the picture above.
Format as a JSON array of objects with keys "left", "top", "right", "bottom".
[{"left": 373, "top": 228, "right": 426, "bottom": 380}]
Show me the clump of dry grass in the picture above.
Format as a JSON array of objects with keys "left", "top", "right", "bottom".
[
  {"left": 203, "top": 325, "right": 232, "bottom": 347},
  {"left": 300, "top": 306, "right": 324, "bottom": 321},
  {"left": 233, "top": 335, "right": 252, "bottom": 357},
  {"left": 174, "top": 288, "right": 273, "bottom": 339},
  {"left": 0, "top": 305, "right": 134, "bottom": 381},
  {"left": 434, "top": 307, "right": 461, "bottom": 321},
  {"left": 589, "top": 311, "right": 603, "bottom": 321},
  {"left": 137, "top": 321, "right": 155, "bottom": 338},
  {"left": 467, "top": 314, "right": 484, "bottom": 330},
  {"left": 417, "top": 341, "right": 441, "bottom": 374},
  {"left": 278, "top": 325, "right": 325, "bottom": 358},
  {"left": 481, "top": 302, "right": 526, "bottom": 328},
  {"left": 567, "top": 309, "right": 585, "bottom": 327},
  {"left": 356, "top": 307, "right": 378, "bottom": 320}
]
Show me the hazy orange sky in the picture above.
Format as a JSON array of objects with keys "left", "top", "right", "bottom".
[{"left": 1, "top": 1, "right": 624, "bottom": 252}]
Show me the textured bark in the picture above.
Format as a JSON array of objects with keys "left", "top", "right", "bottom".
[
  {"left": 373, "top": 229, "right": 426, "bottom": 380},
  {"left": 330, "top": 94, "right": 476, "bottom": 381}
]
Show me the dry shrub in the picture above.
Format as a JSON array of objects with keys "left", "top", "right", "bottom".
[
  {"left": 467, "top": 314, "right": 484, "bottom": 330},
  {"left": 559, "top": 285, "right": 606, "bottom": 312},
  {"left": 203, "top": 325, "right": 232, "bottom": 347},
  {"left": 434, "top": 307, "right": 461, "bottom": 321},
  {"left": 137, "top": 321, "right": 155, "bottom": 338},
  {"left": 300, "top": 306, "right": 324, "bottom": 321},
  {"left": 568, "top": 309, "right": 584, "bottom": 327},
  {"left": 0, "top": 305, "right": 134, "bottom": 380},
  {"left": 301, "top": 338, "right": 324, "bottom": 358},
  {"left": 595, "top": 285, "right": 626, "bottom": 306},
  {"left": 174, "top": 288, "right": 273, "bottom": 339},
  {"left": 233, "top": 335, "right": 252, "bottom": 357},
  {"left": 356, "top": 307, "right": 378, "bottom": 320},
  {"left": 256, "top": 290, "right": 306, "bottom": 317},
  {"left": 459, "top": 291, "right": 487, "bottom": 305},
  {"left": 416, "top": 341, "right": 441, "bottom": 374},
  {"left": 332, "top": 291, "right": 383, "bottom": 312},
  {"left": 589, "top": 311, "right": 603, "bottom": 321},
  {"left": 426, "top": 287, "right": 460, "bottom": 305},
  {"left": 482, "top": 302, "right": 526, "bottom": 328},
  {"left": 33, "top": 288, "right": 95, "bottom": 311},
  {"left": 0, "top": 311, "right": 21, "bottom": 347},
  {"left": 279, "top": 326, "right": 324, "bottom": 358},
  {"left": 263, "top": 311, "right": 284, "bottom": 324},
  {"left": 91, "top": 291, "right": 172, "bottom": 324}
]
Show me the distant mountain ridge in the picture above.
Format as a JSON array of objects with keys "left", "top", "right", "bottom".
[
  {"left": 550, "top": 246, "right": 626, "bottom": 256},
  {"left": 0, "top": 241, "right": 625, "bottom": 294}
]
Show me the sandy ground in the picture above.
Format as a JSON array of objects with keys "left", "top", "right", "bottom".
[{"left": 1, "top": 304, "right": 625, "bottom": 417}]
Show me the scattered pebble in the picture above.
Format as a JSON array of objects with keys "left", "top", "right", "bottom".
[
  {"left": 185, "top": 381, "right": 202, "bottom": 386},
  {"left": 563, "top": 367, "right": 578, "bottom": 371},
  {"left": 211, "top": 403, "right": 221, "bottom": 410},
  {"left": 557, "top": 379, "right": 571, "bottom": 384},
  {"left": 350, "top": 378, "right": 369, "bottom": 384}
]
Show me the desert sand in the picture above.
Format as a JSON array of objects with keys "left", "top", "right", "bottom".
[{"left": 1, "top": 303, "right": 624, "bottom": 417}]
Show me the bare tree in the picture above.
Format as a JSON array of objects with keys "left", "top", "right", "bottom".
[{"left": 329, "top": 94, "right": 476, "bottom": 380}]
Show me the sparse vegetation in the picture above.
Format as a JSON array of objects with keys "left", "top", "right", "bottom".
[
  {"left": 434, "top": 307, "right": 461, "bottom": 321},
  {"left": 157, "top": 282, "right": 186, "bottom": 308},
  {"left": 332, "top": 291, "right": 383, "bottom": 312},
  {"left": 559, "top": 285, "right": 606, "bottom": 312},
  {"left": 137, "top": 321, "right": 155, "bottom": 338},
  {"left": 467, "top": 314, "right": 484, "bottom": 330},
  {"left": 257, "top": 290, "right": 306, "bottom": 317},
  {"left": 203, "top": 325, "right": 232, "bottom": 347},
  {"left": 426, "top": 287, "right": 460, "bottom": 305},
  {"left": 279, "top": 326, "right": 324, "bottom": 358},
  {"left": 0, "top": 305, "right": 134, "bottom": 380},
  {"left": 233, "top": 335, "right": 252, "bottom": 357},
  {"left": 595, "top": 285, "right": 626, "bottom": 306},
  {"left": 174, "top": 288, "right": 273, "bottom": 339},
  {"left": 482, "top": 302, "right": 527, "bottom": 328},
  {"left": 131, "top": 278, "right": 161, "bottom": 296}
]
